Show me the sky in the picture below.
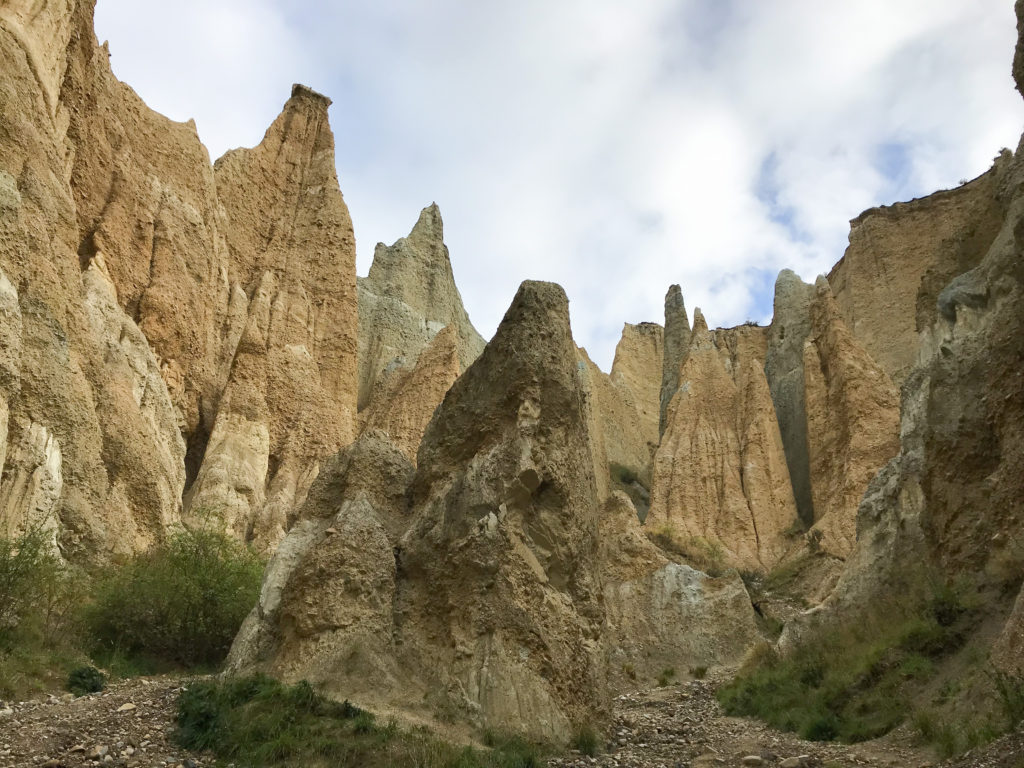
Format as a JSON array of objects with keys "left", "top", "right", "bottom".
[{"left": 94, "top": 0, "right": 1023, "bottom": 371}]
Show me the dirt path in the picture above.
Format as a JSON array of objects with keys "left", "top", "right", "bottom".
[{"left": 3, "top": 675, "right": 1021, "bottom": 768}]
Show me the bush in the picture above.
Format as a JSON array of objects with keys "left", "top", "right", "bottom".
[
  {"left": 570, "top": 724, "right": 599, "bottom": 756},
  {"left": 86, "top": 525, "right": 263, "bottom": 667},
  {"left": 717, "top": 582, "right": 975, "bottom": 744},
  {"left": 0, "top": 522, "right": 67, "bottom": 645},
  {"left": 0, "top": 520, "right": 86, "bottom": 698},
  {"left": 179, "top": 675, "right": 546, "bottom": 767},
  {"left": 67, "top": 665, "right": 105, "bottom": 696}
]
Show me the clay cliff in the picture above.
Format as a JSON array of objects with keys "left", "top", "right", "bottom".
[
  {"left": 229, "top": 281, "right": 761, "bottom": 739},
  {"left": 4, "top": 0, "right": 1024, "bottom": 750},
  {"left": 0, "top": 0, "right": 359, "bottom": 555},
  {"left": 356, "top": 204, "right": 484, "bottom": 411},
  {"left": 647, "top": 312, "right": 796, "bottom": 570}
]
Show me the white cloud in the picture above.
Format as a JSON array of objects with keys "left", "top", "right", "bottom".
[{"left": 95, "top": 0, "right": 1023, "bottom": 370}]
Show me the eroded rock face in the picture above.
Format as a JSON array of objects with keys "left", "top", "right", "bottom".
[
  {"left": 827, "top": 161, "right": 1008, "bottom": 387},
  {"left": 359, "top": 324, "right": 461, "bottom": 464},
  {"left": 802, "top": 277, "right": 900, "bottom": 558},
  {"left": 397, "top": 281, "right": 607, "bottom": 740},
  {"left": 186, "top": 85, "right": 359, "bottom": 550},
  {"left": 227, "top": 431, "right": 414, "bottom": 700},
  {"left": 610, "top": 322, "right": 663, "bottom": 455},
  {"left": 357, "top": 204, "right": 484, "bottom": 412},
  {"left": 764, "top": 270, "right": 816, "bottom": 527},
  {"left": 599, "top": 492, "right": 761, "bottom": 689},
  {"left": 647, "top": 312, "right": 796, "bottom": 570},
  {"left": 0, "top": 1, "right": 361, "bottom": 557},
  {"left": 659, "top": 284, "right": 691, "bottom": 436},
  {"left": 794, "top": 32, "right": 1024, "bottom": 652},
  {"left": 0, "top": 2, "right": 189, "bottom": 556},
  {"left": 232, "top": 281, "right": 768, "bottom": 739}
]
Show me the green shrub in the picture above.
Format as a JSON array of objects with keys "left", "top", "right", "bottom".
[
  {"left": 67, "top": 665, "right": 105, "bottom": 696},
  {"left": 717, "top": 581, "right": 975, "bottom": 744},
  {"left": 990, "top": 669, "right": 1024, "bottom": 729},
  {"left": 570, "top": 723, "right": 599, "bottom": 756},
  {"left": 657, "top": 667, "right": 676, "bottom": 687},
  {"left": 179, "top": 675, "right": 546, "bottom": 767},
  {"left": 689, "top": 665, "right": 708, "bottom": 680},
  {"left": 0, "top": 521, "right": 67, "bottom": 645},
  {"left": 0, "top": 520, "right": 87, "bottom": 698},
  {"left": 86, "top": 524, "right": 263, "bottom": 667}
]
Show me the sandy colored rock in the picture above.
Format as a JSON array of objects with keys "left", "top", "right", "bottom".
[
  {"left": 232, "top": 281, "right": 612, "bottom": 742},
  {"left": 599, "top": 492, "right": 762, "bottom": 689},
  {"left": 182, "top": 84, "right": 359, "bottom": 550},
  {"left": 357, "top": 203, "right": 484, "bottom": 412},
  {"left": 791, "top": 13, "right": 1024, "bottom": 649},
  {"left": 610, "top": 322, "right": 663, "bottom": 453},
  {"left": 647, "top": 311, "right": 796, "bottom": 570},
  {"left": 360, "top": 325, "right": 461, "bottom": 464},
  {"left": 802, "top": 277, "right": 900, "bottom": 558},
  {"left": 577, "top": 346, "right": 653, "bottom": 501},
  {"left": 659, "top": 284, "right": 691, "bottom": 436},
  {"left": 0, "top": 3, "right": 188, "bottom": 557},
  {"left": 827, "top": 160, "right": 1007, "bottom": 387}
]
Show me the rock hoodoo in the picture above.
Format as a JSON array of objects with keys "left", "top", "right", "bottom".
[
  {"left": 356, "top": 203, "right": 484, "bottom": 413},
  {"left": 647, "top": 311, "right": 796, "bottom": 571},
  {"left": 659, "top": 284, "right": 691, "bottom": 436}
]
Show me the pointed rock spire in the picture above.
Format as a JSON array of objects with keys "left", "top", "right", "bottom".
[{"left": 659, "top": 284, "right": 691, "bottom": 436}]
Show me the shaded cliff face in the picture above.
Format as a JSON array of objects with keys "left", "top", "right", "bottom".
[
  {"left": 802, "top": 277, "right": 900, "bottom": 558},
  {"left": 647, "top": 312, "right": 796, "bottom": 570},
  {"left": 659, "top": 284, "right": 691, "bottom": 436},
  {"left": 0, "top": 0, "right": 359, "bottom": 556},
  {"left": 356, "top": 204, "right": 485, "bottom": 412}
]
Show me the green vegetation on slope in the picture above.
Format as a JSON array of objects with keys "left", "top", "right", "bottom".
[
  {"left": 718, "top": 582, "right": 974, "bottom": 743},
  {"left": 0, "top": 515, "right": 263, "bottom": 697},
  {"left": 176, "top": 674, "right": 546, "bottom": 768}
]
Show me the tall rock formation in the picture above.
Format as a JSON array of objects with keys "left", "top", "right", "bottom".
[
  {"left": 827, "top": 159, "right": 1008, "bottom": 387},
  {"left": 610, "top": 321, "right": 664, "bottom": 455},
  {"left": 801, "top": 277, "right": 900, "bottom": 557},
  {"left": 763, "top": 270, "right": 900, "bottom": 560},
  {"left": 356, "top": 203, "right": 484, "bottom": 412},
  {"left": 647, "top": 311, "right": 796, "bottom": 570},
  {"left": 0, "top": 1, "right": 359, "bottom": 557},
  {"left": 764, "top": 270, "right": 816, "bottom": 527},
  {"left": 659, "top": 284, "right": 691, "bottom": 436},
  {"left": 231, "top": 281, "right": 609, "bottom": 740},
  {"left": 0, "top": 0, "right": 187, "bottom": 555},
  {"left": 230, "top": 281, "right": 766, "bottom": 740},
  {"left": 789, "top": 6, "right": 1024, "bottom": 668},
  {"left": 185, "top": 85, "right": 359, "bottom": 549}
]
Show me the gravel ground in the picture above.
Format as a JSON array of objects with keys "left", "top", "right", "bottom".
[{"left": 2, "top": 673, "right": 1022, "bottom": 768}]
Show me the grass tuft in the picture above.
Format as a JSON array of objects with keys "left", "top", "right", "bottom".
[{"left": 178, "top": 675, "right": 547, "bottom": 767}]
